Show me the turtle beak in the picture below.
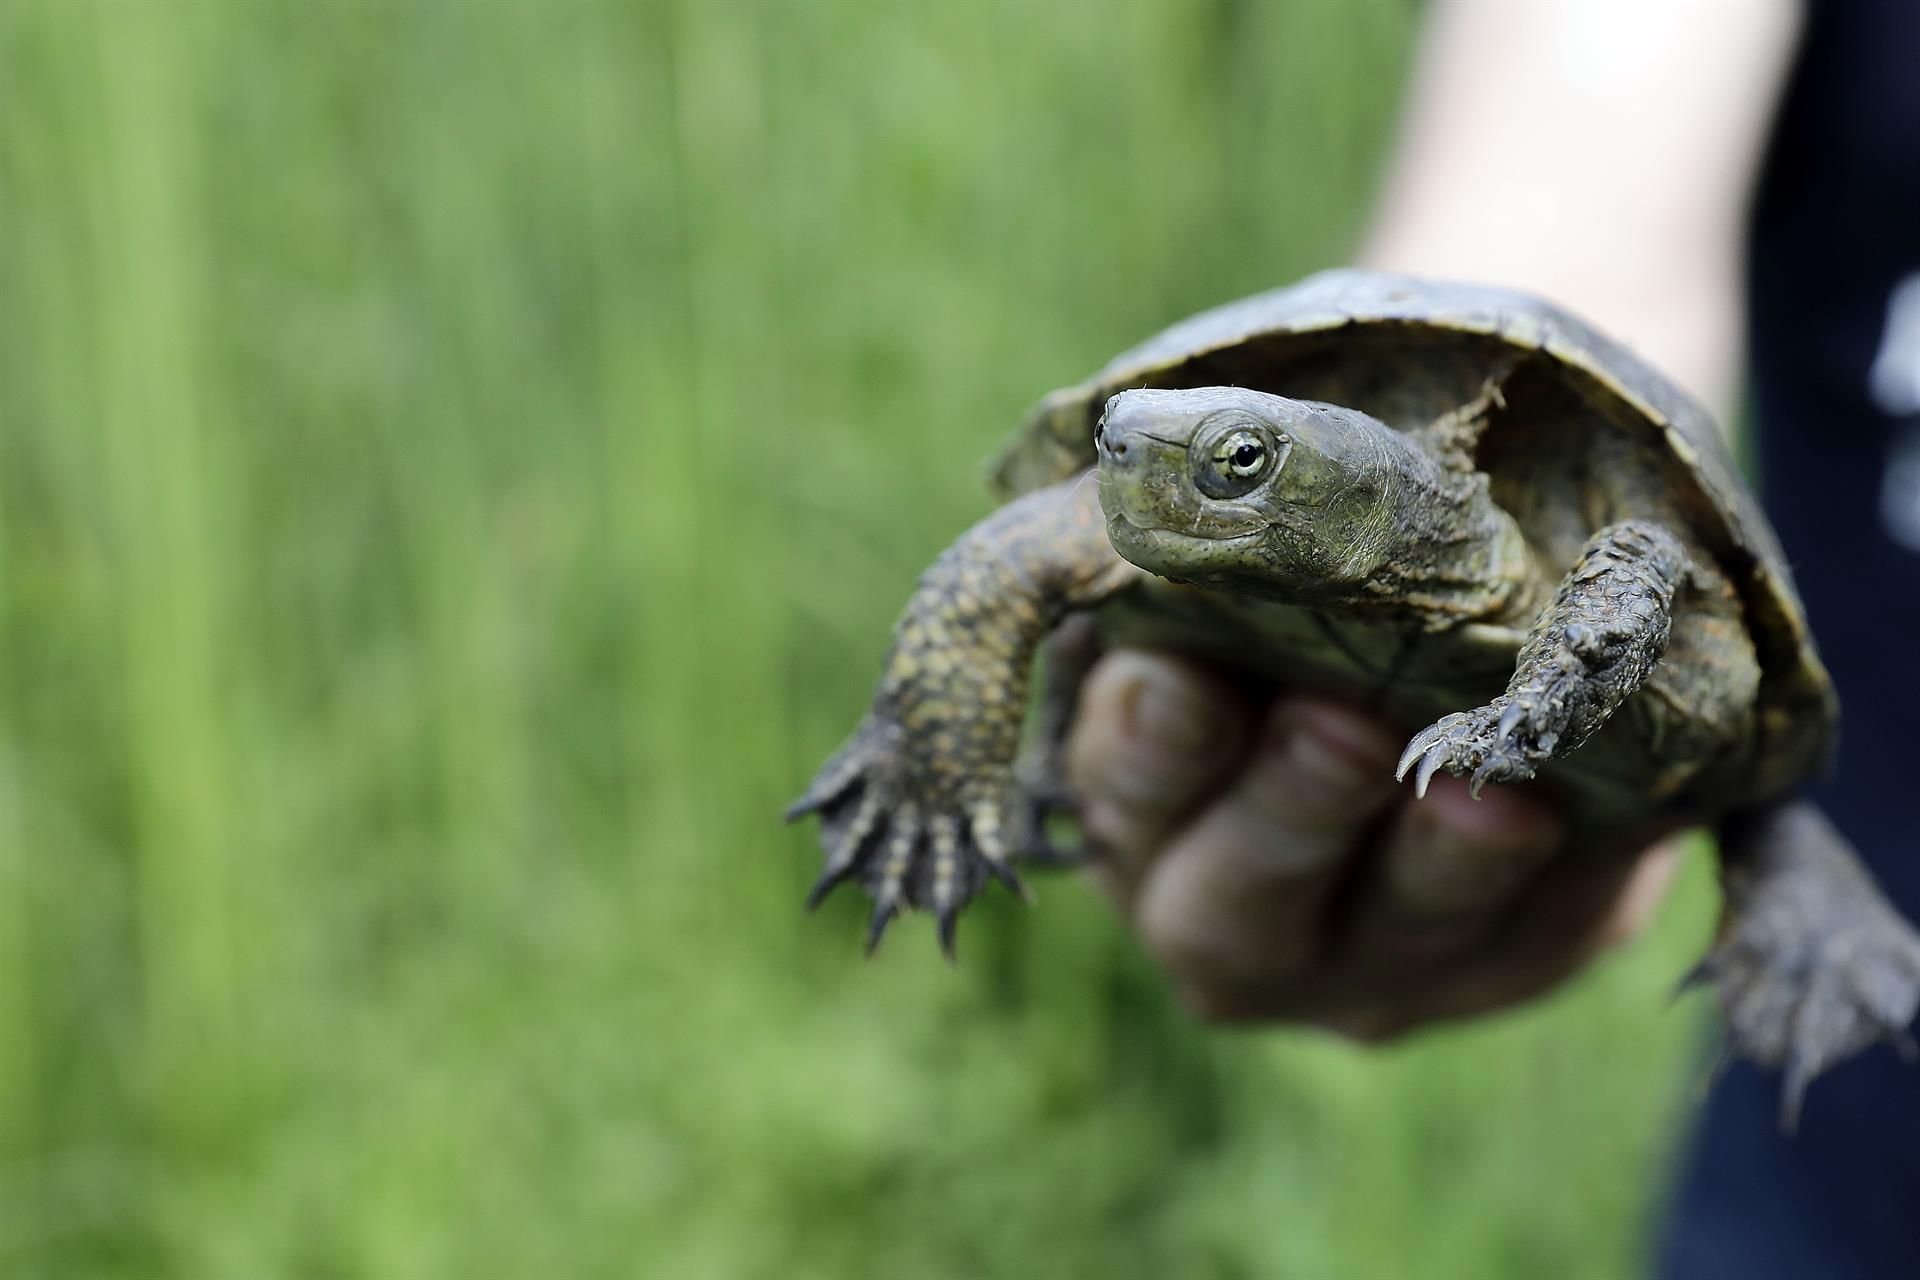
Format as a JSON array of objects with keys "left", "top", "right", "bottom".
[
  {"left": 1094, "top": 393, "right": 1182, "bottom": 473},
  {"left": 1095, "top": 395, "right": 1192, "bottom": 528}
]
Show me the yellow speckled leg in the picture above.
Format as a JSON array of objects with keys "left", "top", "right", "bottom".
[{"left": 789, "top": 474, "right": 1137, "bottom": 955}]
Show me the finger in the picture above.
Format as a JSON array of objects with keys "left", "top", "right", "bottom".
[
  {"left": 1066, "top": 650, "right": 1252, "bottom": 891},
  {"left": 1133, "top": 696, "right": 1403, "bottom": 988},
  {"left": 1345, "top": 772, "right": 1567, "bottom": 968},
  {"left": 1440, "top": 835, "right": 1686, "bottom": 1011},
  {"left": 1324, "top": 837, "right": 1687, "bottom": 1041}
]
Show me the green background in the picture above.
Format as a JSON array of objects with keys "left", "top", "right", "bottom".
[{"left": 0, "top": 1, "right": 1719, "bottom": 1275}]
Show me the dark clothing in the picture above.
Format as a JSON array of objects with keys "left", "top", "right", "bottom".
[{"left": 1660, "top": 1, "right": 1920, "bottom": 1276}]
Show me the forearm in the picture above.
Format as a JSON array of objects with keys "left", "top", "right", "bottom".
[{"left": 1359, "top": 0, "right": 1802, "bottom": 424}]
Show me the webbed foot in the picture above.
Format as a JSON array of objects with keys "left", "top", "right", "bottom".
[
  {"left": 1696, "top": 802, "right": 1920, "bottom": 1128},
  {"left": 788, "top": 712, "right": 1037, "bottom": 958}
]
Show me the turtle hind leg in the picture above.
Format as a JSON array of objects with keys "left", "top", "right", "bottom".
[{"left": 1695, "top": 800, "right": 1920, "bottom": 1129}]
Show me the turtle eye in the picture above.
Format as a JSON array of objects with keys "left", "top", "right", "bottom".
[{"left": 1196, "top": 427, "right": 1278, "bottom": 498}]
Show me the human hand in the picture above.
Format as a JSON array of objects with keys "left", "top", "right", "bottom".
[{"left": 1068, "top": 650, "right": 1683, "bottom": 1039}]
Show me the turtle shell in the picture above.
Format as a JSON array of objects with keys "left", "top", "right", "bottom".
[{"left": 990, "top": 269, "right": 1835, "bottom": 809}]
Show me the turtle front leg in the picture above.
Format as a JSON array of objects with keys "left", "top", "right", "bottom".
[
  {"left": 1397, "top": 520, "right": 1689, "bottom": 796},
  {"left": 789, "top": 475, "right": 1137, "bottom": 955}
]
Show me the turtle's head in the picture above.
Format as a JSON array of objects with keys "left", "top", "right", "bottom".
[{"left": 1095, "top": 387, "right": 1430, "bottom": 602}]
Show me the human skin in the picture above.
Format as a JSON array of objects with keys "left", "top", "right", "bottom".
[
  {"left": 1074, "top": 0, "right": 1798, "bottom": 1034},
  {"left": 1071, "top": 653, "right": 1681, "bottom": 1038}
]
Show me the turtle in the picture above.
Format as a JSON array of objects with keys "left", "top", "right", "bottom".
[{"left": 789, "top": 268, "right": 1920, "bottom": 1120}]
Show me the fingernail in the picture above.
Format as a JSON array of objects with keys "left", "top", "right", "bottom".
[{"left": 1123, "top": 666, "right": 1220, "bottom": 756}]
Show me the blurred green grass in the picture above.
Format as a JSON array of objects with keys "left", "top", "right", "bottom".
[{"left": 0, "top": 1, "right": 1716, "bottom": 1276}]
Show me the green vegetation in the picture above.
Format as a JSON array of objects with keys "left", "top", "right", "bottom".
[{"left": 0, "top": 1, "right": 1713, "bottom": 1275}]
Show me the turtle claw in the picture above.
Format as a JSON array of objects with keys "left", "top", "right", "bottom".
[
  {"left": 985, "top": 857, "right": 1031, "bottom": 903},
  {"left": 1014, "top": 740, "right": 1091, "bottom": 867},
  {"left": 1412, "top": 747, "right": 1447, "bottom": 800},
  {"left": 785, "top": 734, "right": 873, "bottom": 822},
  {"left": 1016, "top": 788, "right": 1087, "bottom": 868},
  {"left": 1670, "top": 957, "right": 1716, "bottom": 1003},
  {"left": 790, "top": 714, "right": 1032, "bottom": 953},
  {"left": 800, "top": 783, "right": 886, "bottom": 910},
  {"left": 936, "top": 907, "right": 960, "bottom": 962},
  {"left": 1398, "top": 700, "right": 1549, "bottom": 798},
  {"left": 804, "top": 862, "right": 853, "bottom": 913},
  {"left": 1468, "top": 753, "right": 1521, "bottom": 799},
  {"left": 864, "top": 898, "right": 899, "bottom": 957},
  {"left": 1394, "top": 715, "right": 1457, "bottom": 783},
  {"left": 1394, "top": 718, "right": 1458, "bottom": 799}
]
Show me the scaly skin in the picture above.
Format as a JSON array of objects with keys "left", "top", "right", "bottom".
[
  {"left": 1702, "top": 802, "right": 1920, "bottom": 1129},
  {"left": 1084, "top": 383, "right": 1920, "bottom": 1113},
  {"left": 788, "top": 474, "right": 1135, "bottom": 954},
  {"left": 799, "top": 378, "right": 1920, "bottom": 1113},
  {"left": 1396, "top": 520, "right": 1692, "bottom": 797},
  {"left": 1097, "top": 388, "right": 1537, "bottom": 626}
]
